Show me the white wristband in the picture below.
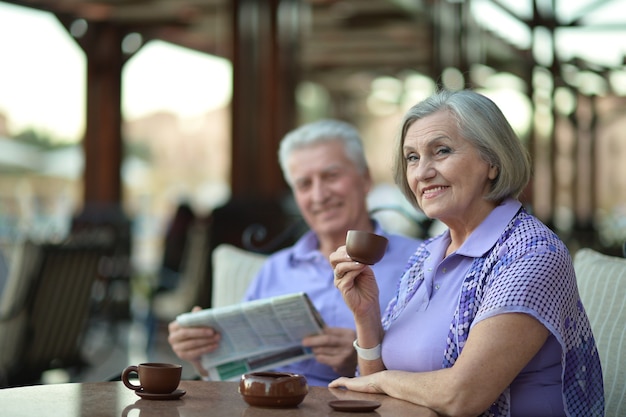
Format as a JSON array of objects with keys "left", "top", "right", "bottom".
[{"left": 353, "top": 339, "right": 381, "bottom": 360}]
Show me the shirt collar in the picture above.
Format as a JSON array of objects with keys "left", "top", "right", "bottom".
[
  {"left": 456, "top": 198, "right": 521, "bottom": 257},
  {"left": 426, "top": 198, "right": 522, "bottom": 258}
]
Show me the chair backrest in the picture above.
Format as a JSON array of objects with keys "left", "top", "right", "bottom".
[
  {"left": 211, "top": 244, "right": 267, "bottom": 308},
  {"left": 0, "top": 240, "right": 43, "bottom": 320},
  {"left": 10, "top": 241, "right": 112, "bottom": 385},
  {"left": 574, "top": 248, "right": 626, "bottom": 416},
  {"left": 0, "top": 240, "right": 43, "bottom": 386},
  {"left": 152, "top": 221, "right": 211, "bottom": 320}
]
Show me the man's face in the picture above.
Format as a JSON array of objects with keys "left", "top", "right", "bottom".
[{"left": 287, "top": 140, "right": 372, "bottom": 240}]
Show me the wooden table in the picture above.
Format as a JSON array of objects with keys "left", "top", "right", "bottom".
[{"left": 0, "top": 380, "right": 438, "bottom": 416}]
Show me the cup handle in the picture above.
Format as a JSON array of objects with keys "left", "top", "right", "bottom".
[
  {"left": 121, "top": 365, "right": 141, "bottom": 391},
  {"left": 121, "top": 404, "right": 139, "bottom": 417}
]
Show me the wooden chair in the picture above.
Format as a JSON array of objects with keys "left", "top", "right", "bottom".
[
  {"left": 211, "top": 244, "right": 268, "bottom": 308},
  {"left": 0, "top": 240, "right": 43, "bottom": 386},
  {"left": 3, "top": 239, "right": 113, "bottom": 386},
  {"left": 151, "top": 221, "right": 212, "bottom": 321},
  {"left": 143, "top": 220, "right": 212, "bottom": 355},
  {"left": 574, "top": 247, "right": 626, "bottom": 416}
]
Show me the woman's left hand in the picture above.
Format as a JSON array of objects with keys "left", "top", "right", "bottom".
[{"left": 328, "top": 373, "right": 385, "bottom": 394}]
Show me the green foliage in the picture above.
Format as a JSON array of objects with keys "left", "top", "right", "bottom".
[
  {"left": 11, "top": 128, "right": 152, "bottom": 163},
  {"left": 124, "top": 140, "right": 151, "bottom": 161},
  {"left": 13, "top": 128, "right": 74, "bottom": 150}
]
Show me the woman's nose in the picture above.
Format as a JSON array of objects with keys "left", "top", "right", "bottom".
[{"left": 414, "top": 159, "right": 435, "bottom": 181}]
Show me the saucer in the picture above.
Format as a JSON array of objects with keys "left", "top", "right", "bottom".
[
  {"left": 328, "top": 400, "right": 381, "bottom": 412},
  {"left": 135, "top": 389, "right": 186, "bottom": 400}
]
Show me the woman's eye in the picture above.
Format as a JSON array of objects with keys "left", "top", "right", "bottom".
[
  {"left": 405, "top": 153, "right": 419, "bottom": 162},
  {"left": 436, "top": 147, "right": 451, "bottom": 155}
]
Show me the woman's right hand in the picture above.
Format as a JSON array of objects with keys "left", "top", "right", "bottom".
[
  {"left": 167, "top": 306, "right": 221, "bottom": 377},
  {"left": 330, "top": 245, "right": 380, "bottom": 317}
]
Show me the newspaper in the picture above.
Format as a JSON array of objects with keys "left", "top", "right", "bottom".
[{"left": 176, "top": 292, "right": 325, "bottom": 381}]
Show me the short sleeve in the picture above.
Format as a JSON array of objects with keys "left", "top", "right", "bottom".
[{"left": 473, "top": 239, "right": 577, "bottom": 340}]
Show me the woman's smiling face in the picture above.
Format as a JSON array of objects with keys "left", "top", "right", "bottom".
[{"left": 403, "top": 110, "right": 499, "bottom": 232}]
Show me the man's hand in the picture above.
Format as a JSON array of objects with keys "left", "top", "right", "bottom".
[
  {"left": 302, "top": 327, "right": 357, "bottom": 377},
  {"left": 167, "top": 306, "right": 221, "bottom": 377}
]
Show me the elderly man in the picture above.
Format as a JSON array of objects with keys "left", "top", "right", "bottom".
[{"left": 168, "top": 119, "right": 420, "bottom": 386}]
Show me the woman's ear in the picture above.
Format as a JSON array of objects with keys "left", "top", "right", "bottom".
[{"left": 488, "top": 164, "right": 499, "bottom": 180}]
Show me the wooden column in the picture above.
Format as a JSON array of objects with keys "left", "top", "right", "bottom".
[
  {"left": 429, "top": 1, "right": 466, "bottom": 88},
  {"left": 70, "top": 21, "right": 132, "bottom": 274},
  {"left": 59, "top": 20, "right": 132, "bottom": 311},
  {"left": 230, "top": 0, "right": 300, "bottom": 200},
  {"left": 78, "top": 22, "right": 126, "bottom": 215}
]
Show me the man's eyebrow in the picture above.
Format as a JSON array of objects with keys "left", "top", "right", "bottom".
[{"left": 324, "top": 164, "right": 343, "bottom": 172}]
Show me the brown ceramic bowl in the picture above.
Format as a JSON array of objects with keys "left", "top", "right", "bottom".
[
  {"left": 345, "top": 230, "right": 389, "bottom": 265},
  {"left": 239, "top": 372, "right": 308, "bottom": 408}
]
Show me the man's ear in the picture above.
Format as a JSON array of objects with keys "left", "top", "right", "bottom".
[{"left": 363, "top": 168, "right": 373, "bottom": 193}]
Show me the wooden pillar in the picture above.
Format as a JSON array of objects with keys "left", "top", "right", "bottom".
[
  {"left": 574, "top": 93, "right": 597, "bottom": 232},
  {"left": 230, "top": 0, "right": 300, "bottom": 200},
  {"left": 69, "top": 21, "right": 132, "bottom": 272},
  {"left": 55, "top": 21, "right": 133, "bottom": 306},
  {"left": 429, "top": 1, "right": 467, "bottom": 88},
  {"left": 79, "top": 22, "right": 126, "bottom": 215}
]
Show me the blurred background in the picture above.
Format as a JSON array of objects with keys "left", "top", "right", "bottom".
[{"left": 0, "top": 0, "right": 624, "bottom": 386}]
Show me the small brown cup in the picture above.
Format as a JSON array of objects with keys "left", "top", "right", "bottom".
[
  {"left": 239, "top": 371, "right": 308, "bottom": 408},
  {"left": 345, "top": 230, "right": 389, "bottom": 265},
  {"left": 121, "top": 362, "right": 182, "bottom": 394}
]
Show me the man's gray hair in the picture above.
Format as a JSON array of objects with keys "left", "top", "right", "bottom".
[{"left": 278, "top": 119, "right": 368, "bottom": 185}]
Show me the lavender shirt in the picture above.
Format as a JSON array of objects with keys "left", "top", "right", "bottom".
[
  {"left": 243, "top": 222, "right": 419, "bottom": 387},
  {"left": 382, "top": 199, "right": 604, "bottom": 417}
]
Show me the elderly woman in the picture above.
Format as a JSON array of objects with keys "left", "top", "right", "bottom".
[{"left": 330, "top": 90, "right": 603, "bottom": 416}]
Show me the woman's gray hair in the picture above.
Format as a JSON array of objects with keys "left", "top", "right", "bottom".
[
  {"left": 278, "top": 119, "right": 368, "bottom": 185},
  {"left": 393, "top": 89, "right": 531, "bottom": 208}
]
